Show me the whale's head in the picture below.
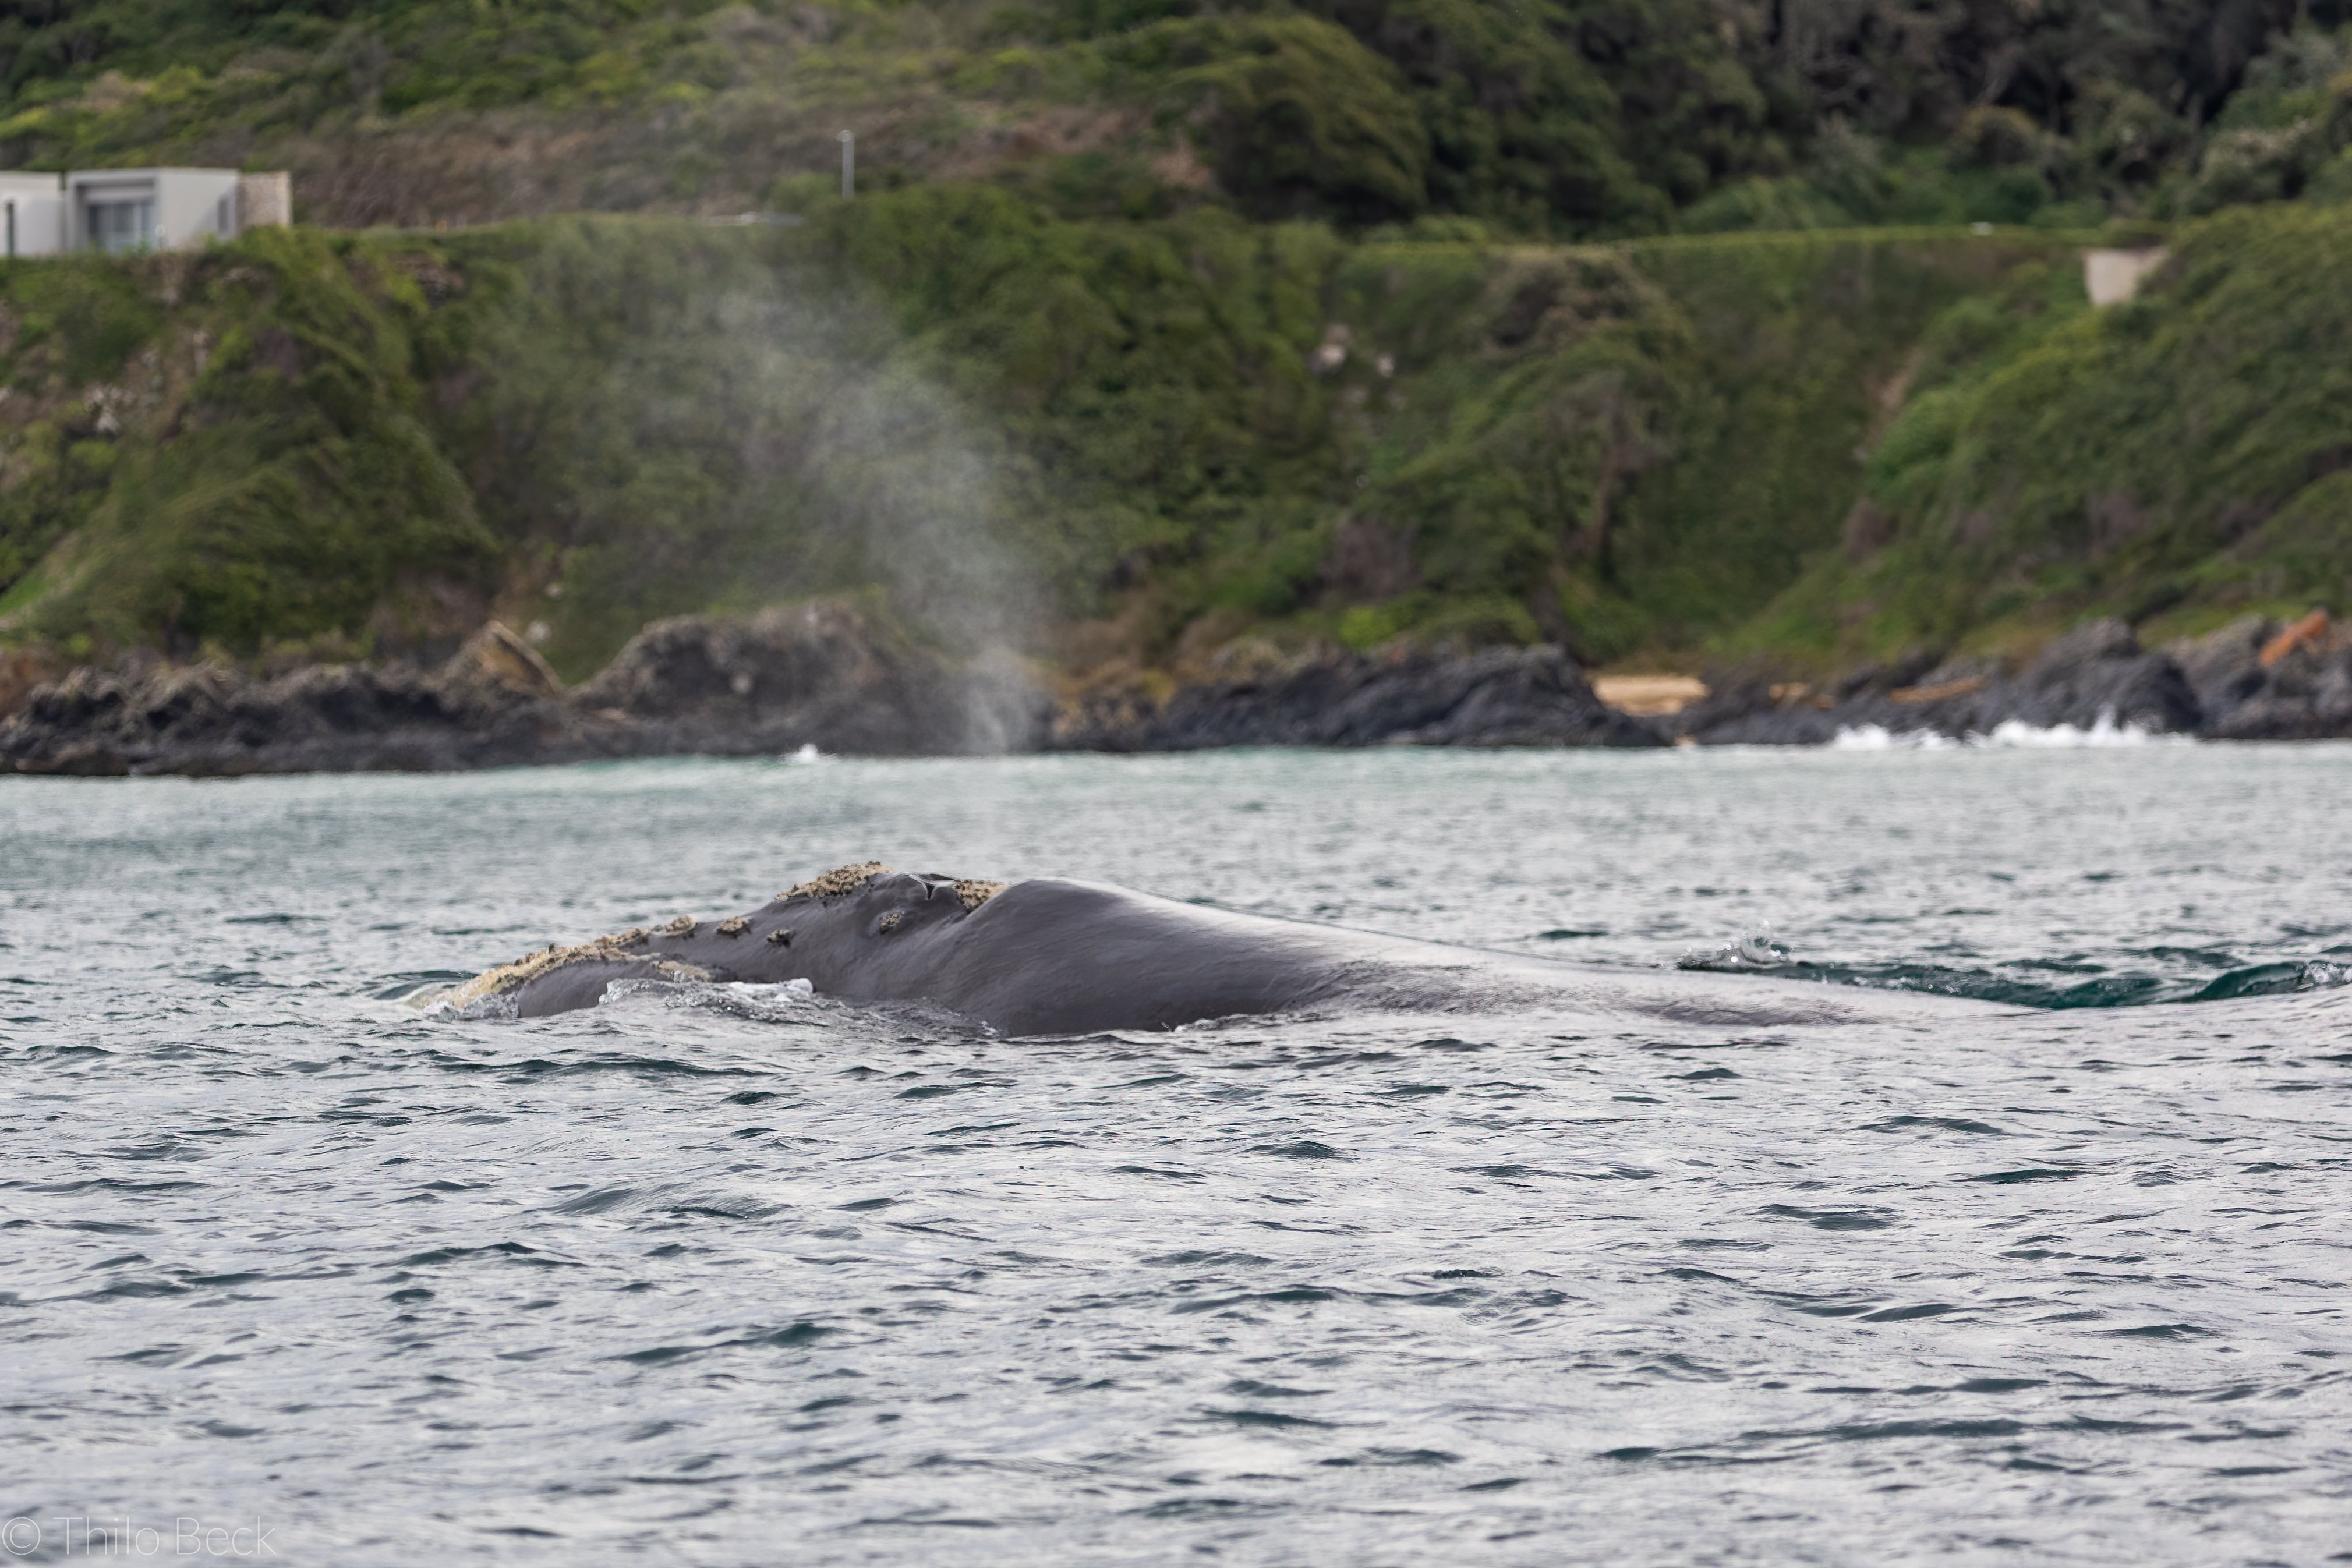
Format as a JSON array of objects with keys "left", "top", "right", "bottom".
[
  {"left": 741, "top": 865, "right": 1008, "bottom": 996},
  {"left": 450, "top": 863, "right": 1013, "bottom": 1017},
  {"left": 770, "top": 865, "right": 1003, "bottom": 937}
]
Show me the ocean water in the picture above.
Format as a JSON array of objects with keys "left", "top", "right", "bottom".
[{"left": 3, "top": 744, "right": 2350, "bottom": 1566}]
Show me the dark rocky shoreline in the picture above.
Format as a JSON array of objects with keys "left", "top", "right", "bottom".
[
  {"left": 0, "top": 601, "right": 1048, "bottom": 777},
  {"left": 3, "top": 603, "right": 2347, "bottom": 777},
  {"left": 1050, "top": 643, "right": 1660, "bottom": 752},
  {"left": 1677, "top": 615, "right": 2352, "bottom": 745}
]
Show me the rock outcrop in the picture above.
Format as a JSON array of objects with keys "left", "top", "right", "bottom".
[
  {"left": 1052, "top": 643, "right": 1664, "bottom": 751},
  {"left": 4, "top": 633, "right": 586, "bottom": 777},
  {"left": 574, "top": 599, "right": 1045, "bottom": 758},
  {"left": 1, "top": 600, "right": 1047, "bottom": 776},
  {"left": 1679, "top": 614, "right": 2352, "bottom": 744},
  {"left": 2169, "top": 613, "right": 2352, "bottom": 739},
  {"left": 0, "top": 645, "right": 63, "bottom": 722},
  {"left": 10, "top": 606, "right": 2351, "bottom": 776}
]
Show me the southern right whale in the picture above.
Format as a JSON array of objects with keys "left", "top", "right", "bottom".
[{"left": 445, "top": 864, "right": 2011, "bottom": 1036}]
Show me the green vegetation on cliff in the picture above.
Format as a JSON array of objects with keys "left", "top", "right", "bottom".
[
  {"left": 0, "top": 189, "right": 2342, "bottom": 686},
  {"left": 0, "top": 229, "right": 496, "bottom": 656},
  {"left": 1752, "top": 203, "right": 2352, "bottom": 664},
  {"left": 2, "top": 1, "right": 2350, "bottom": 239},
  {"left": 0, "top": 4, "right": 2344, "bottom": 692}
]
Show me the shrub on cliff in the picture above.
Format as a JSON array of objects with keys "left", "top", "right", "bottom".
[
  {"left": 1759, "top": 202, "right": 2352, "bottom": 659},
  {"left": 0, "top": 228, "right": 497, "bottom": 657},
  {"left": 2, "top": 0, "right": 2344, "bottom": 238}
]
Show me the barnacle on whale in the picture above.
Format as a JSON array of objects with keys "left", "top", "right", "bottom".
[
  {"left": 780, "top": 862, "right": 891, "bottom": 903},
  {"left": 443, "top": 934, "right": 712, "bottom": 1010},
  {"left": 953, "top": 880, "right": 1006, "bottom": 911},
  {"left": 444, "top": 865, "right": 1026, "bottom": 1015}
]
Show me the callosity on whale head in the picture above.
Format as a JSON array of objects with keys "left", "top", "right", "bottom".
[{"left": 445, "top": 863, "right": 1010, "bottom": 1020}]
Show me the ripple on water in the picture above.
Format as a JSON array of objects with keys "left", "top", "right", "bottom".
[{"left": 0, "top": 746, "right": 2349, "bottom": 1563}]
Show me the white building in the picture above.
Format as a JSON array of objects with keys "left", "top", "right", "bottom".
[
  {"left": 0, "top": 168, "right": 292, "bottom": 257},
  {"left": 0, "top": 171, "right": 66, "bottom": 257},
  {"left": 70, "top": 168, "right": 242, "bottom": 253}
]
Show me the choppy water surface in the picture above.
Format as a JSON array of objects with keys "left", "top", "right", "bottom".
[{"left": 4, "top": 745, "right": 2350, "bottom": 1565}]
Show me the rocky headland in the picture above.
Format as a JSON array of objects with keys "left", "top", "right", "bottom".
[
  {"left": 1051, "top": 643, "right": 1662, "bottom": 752},
  {"left": 1678, "top": 614, "right": 2352, "bottom": 745},
  {"left": 0, "top": 600, "right": 1045, "bottom": 777},
  {"left": 4, "top": 606, "right": 2349, "bottom": 776}
]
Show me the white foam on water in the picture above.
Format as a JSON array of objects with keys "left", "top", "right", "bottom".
[
  {"left": 1976, "top": 710, "right": 2180, "bottom": 747},
  {"left": 1677, "top": 930, "right": 1792, "bottom": 969},
  {"left": 1828, "top": 724, "right": 1958, "bottom": 750},
  {"left": 1833, "top": 708, "right": 2190, "bottom": 750}
]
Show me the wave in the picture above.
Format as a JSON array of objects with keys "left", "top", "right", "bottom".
[
  {"left": 408, "top": 972, "right": 821, "bottom": 1022},
  {"left": 1830, "top": 709, "right": 2184, "bottom": 751},
  {"left": 1678, "top": 940, "right": 2350, "bottom": 1008}
]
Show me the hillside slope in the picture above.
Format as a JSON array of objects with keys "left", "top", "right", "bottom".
[
  {"left": 1746, "top": 203, "right": 2352, "bottom": 667},
  {"left": 0, "top": 198, "right": 2091, "bottom": 678},
  {"left": 0, "top": 194, "right": 2346, "bottom": 695},
  {"left": 2, "top": 1, "right": 2350, "bottom": 238}
]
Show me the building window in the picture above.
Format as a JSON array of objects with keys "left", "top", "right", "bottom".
[{"left": 87, "top": 197, "right": 154, "bottom": 253}]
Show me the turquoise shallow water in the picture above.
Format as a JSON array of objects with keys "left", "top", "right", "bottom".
[{"left": 3, "top": 744, "right": 2350, "bottom": 1565}]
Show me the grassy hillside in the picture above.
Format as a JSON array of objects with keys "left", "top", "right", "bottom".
[
  {"left": 0, "top": 189, "right": 2346, "bottom": 684},
  {"left": 0, "top": 199, "right": 1366, "bottom": 674},
  {"left": 1744, "top": 203, "right": 2352, "bottom": 667},
  {"left": 1, "top": 2, "right": 2349, "bottom": 239},
  {"left": 0, "top": 5, "right": 2347, "bottom": 696}
]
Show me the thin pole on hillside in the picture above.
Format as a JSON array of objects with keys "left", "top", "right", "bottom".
[{"left": 839, "top": 132, "right": 855, "bottom": 199}]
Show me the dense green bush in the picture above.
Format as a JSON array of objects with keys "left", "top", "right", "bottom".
[
  {"left": 1105, "top": 14, "right": 1428, "bottom": 222},
  {"left": 1754, "top": 202, "right": 2352, "bottom": 659},
  {"left": 0, "top": 258, "right": 160, "bottom": 610},
  {"left": 2175, "top": 24, "right": 2352, "bottom": 214},
  {"left": 1, "top": 1, "right": 2349, "bottom": 239},
  {"left": 0, "top": 194, "right": 2346, "bottom": 678},
  {"left": 30, "top": 228, "right": 498, "bottom": 652}
]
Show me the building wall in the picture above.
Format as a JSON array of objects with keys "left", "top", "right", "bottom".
[
  {"left": 237, "top": 172, "right": 292, "bottom": 231},
  {"left": 6, "top": 167, "right": 284, "bottom": 252},
  {"left": 0, "top": 171, "right": 63, "bottom": 257},
  {"left": 66, "top": 168, "right": 250, "bottom": 252},
  {"left": 155, "top": 168, "right": 241, "bottom": 249}
]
